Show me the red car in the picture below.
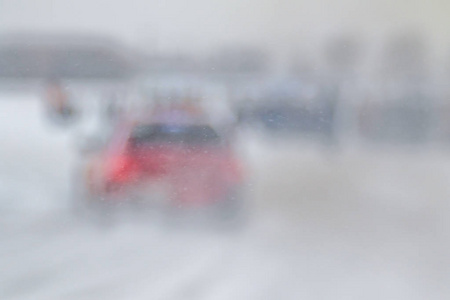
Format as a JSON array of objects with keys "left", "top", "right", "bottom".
[{"left": 75, "top": 120, "right": 245, "bottom": 224}]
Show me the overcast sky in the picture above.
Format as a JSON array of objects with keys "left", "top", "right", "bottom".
[{"left": 1, "top": 0, "right": 449, "bottom": 56}]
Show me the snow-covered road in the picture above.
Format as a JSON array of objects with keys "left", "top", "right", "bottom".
[{"left": 1, "top": 93, "right": 450, "bottom": 299}]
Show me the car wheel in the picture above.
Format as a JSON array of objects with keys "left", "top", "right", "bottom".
[{"left": 214, "top": 186, "right": 247, "bottom": 230}]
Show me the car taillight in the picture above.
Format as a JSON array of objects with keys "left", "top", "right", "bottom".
[{"left": 107, "top": 155, "right": 136, "bottom": 183}]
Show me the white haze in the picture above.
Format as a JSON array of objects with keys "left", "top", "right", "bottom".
[{"left": 1, "top": 0, "right": 450, "bottom": 58}]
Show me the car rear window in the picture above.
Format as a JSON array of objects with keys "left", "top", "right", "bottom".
[{"left": 129, "top": 123, "right": 221, "bottom": 146}]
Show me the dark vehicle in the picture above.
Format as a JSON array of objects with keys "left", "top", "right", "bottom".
[{"left": 238, "top": 98, "right": 336, "bottom": 139}]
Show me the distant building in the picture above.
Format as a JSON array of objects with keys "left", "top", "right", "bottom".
[{"left": 0, "top": 33, "right": 135, "bottom": 79}]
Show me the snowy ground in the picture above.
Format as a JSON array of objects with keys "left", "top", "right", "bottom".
[{"left": 1, "top": 93, "right": 450, "bottom": 299}]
